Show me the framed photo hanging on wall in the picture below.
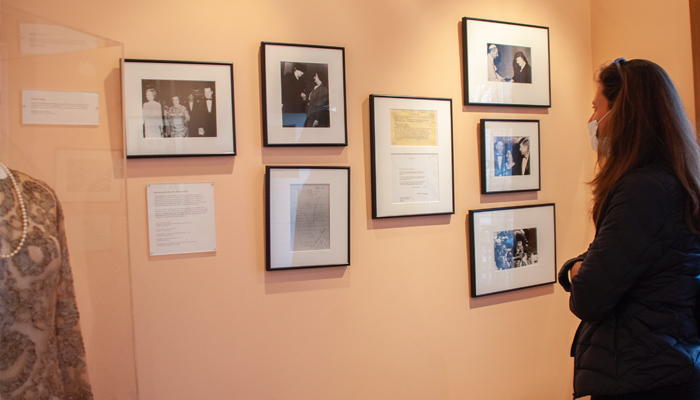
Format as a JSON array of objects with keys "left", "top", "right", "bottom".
[
  {"left": 469, "top": 203, "right": 556, "bottom": 297},
  {"left": 370, "top": 95, "right": 455, "bottom": 218},
  {"left": 462, "top": 17, "right": 551, "bottom": 107},
  {"left": 480, "top": 119, "right": 540, "bottom": 194},
  {"left": 261, "top": 42, "right": 348, "bottom": 146},
  {"left": 266, "top": 166, "right": 350, "bottom": 270},
  {"left": 122, "top": 59, "right": 236, "bottom": 158}
]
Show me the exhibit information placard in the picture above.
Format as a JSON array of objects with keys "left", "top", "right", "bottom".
[
  {"left": 20, "top": 23, "right": 98, "bottom": 55},
  {"left": 147, "top": 182, "right": 217, "bottom": 256},
  {"left": 22, "top": 90, "right": 99, "bottom": 125}
]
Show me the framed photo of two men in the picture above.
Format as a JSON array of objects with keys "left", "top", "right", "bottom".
[
  {"left": 462, "top": 17, "right": 551, "bottom": 107},
  {"left": 480, "top": 119, "right": 540, "bottom": 194},
  {"left": 122, "top": 59, "right": 236, "bottom": 158},
  {"left": 261, "top": 42, "right": 347, "bottom": 146}
]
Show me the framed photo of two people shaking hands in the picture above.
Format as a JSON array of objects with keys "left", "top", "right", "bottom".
[
  {"left": 462, "top": 17, "right": 551, "bottom": 107},
  {"left": 122, "top": 59, "right": 236, "bottom": 158},
  {"left": 261, "top": 42, "right": 348, "bottom": 146}
]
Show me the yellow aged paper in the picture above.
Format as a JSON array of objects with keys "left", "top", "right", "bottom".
[
  {"left": 390, "top": 109, "right": 437, "bottom": 146},
  {"left": 391, "top": 110, "right": 437, "bottom": 146}
]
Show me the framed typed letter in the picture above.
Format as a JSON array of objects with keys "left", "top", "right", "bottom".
[
  {"left": 370, "top": 95, "right": 455, "bottom": 218},
  {"left": 122, "top": 59, "right": 236, "bottom": 158},
  {"left": 266, "top": 166, "right": 350, "bottom": 270},
  {"left": 480, "top": 119, "right": 540, "bottom": 194},
  {"left": 261, "top": 42, "right": 347, "bottom": 146},
  {"left": 462, "top": 17, "right": 551, "bottom": 107},
  {"left": 469, "top": 204, "right": 556, "bottom": 297}
]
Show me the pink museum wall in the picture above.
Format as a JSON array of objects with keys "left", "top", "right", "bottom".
[{"left": 1, "top": 0, "right": 694, "bottom": 398}]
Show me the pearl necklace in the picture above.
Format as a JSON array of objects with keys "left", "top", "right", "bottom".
[{"left": 0, "top": 163, "right": 28, "bottom": 259}]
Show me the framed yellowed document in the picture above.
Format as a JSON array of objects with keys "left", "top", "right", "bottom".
[{"left": 370, "top": 95, "right": 455, "bottom": 218}]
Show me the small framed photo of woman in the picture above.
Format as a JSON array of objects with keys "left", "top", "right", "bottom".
[
  {"left": 122, "top": 59, "right": 236, "bottom": 158},
  {"left": 480, "top": 119, "right": 540, "bottom": 194},
  {"left": 462, "top": 17, "right": 551, "bottom": 107},
  {"left": 261, "top": 42, "right": 347, "bottom": 146},
  {"left": 469, "top": 203, "right": 556, "bottom": 297}
]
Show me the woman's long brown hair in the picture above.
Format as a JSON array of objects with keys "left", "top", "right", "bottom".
[{"left": 591, "top": 59, "right": 700, "bottom": 233}]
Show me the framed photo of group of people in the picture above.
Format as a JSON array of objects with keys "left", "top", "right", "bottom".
[
  {"left": 469, "top": 204, "right": 556, "bottom": 297},
  {"left": 122, "top": 59, "right": 236, "bottom": 158}
]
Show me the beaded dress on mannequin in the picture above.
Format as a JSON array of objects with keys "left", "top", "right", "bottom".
[{"left": 0, "top": 164, "right": 93, "bottom": 399}]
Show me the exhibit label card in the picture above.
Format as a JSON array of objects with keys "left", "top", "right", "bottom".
[
  {"left": 22, "top": 90, "right": 99, "bottom": 125},
  {"left": 147, "top": 182, "right": 217, "bottom": 256},
  {"left": 20, "top": 23, "right": 98, "bottom": 55}
]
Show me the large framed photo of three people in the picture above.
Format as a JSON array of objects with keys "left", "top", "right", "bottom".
[
  {"left": 462, "top": 17, "right": 551, "bottom": 107},
  {"left": 469, "top": 203, "right": 556, "bottom": 297},
  {"left": 480, "top": 119, "right": 540, "bottom": 194},
  {"left": 261, "top": 42, "right": 347, "bottom": 146},
  {"left": 122, "top": 59, "right": 236, "bottom": 158}
]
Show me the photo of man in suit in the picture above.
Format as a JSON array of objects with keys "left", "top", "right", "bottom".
[
  {"left": 191, "top": 85, "right": 217, "bottom": 137},
  {"left": 512, "top": 137, "right": 530, "bottom": 175}
]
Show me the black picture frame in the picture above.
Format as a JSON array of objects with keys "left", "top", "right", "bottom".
[
  {"left": 469, "top": 203, "right": 557, "bottom": 297},
  {"left": 462, "top": 17, "right": 551, "bottom": 107},
  {"left": 261, "top": 42, "right": 348, "bottom": 146},
  {"left": 480, "top": 119, "right": 541, "bottom": 194},
  {"left": 266, "top": 166, "right": 350, "bottom": 270},
  {"left": 122, "top": 58, "right": 236, "bottom": 158},
  {"left": 370, "top": 95, "right": 455, "bottom": 218}
]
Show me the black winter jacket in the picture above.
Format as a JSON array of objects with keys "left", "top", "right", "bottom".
[{"left": 559, "top": 165, "right": 700, "bottom": 398}]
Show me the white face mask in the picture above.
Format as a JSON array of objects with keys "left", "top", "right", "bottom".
[{"left": 587, "top": 110, "right": 610, "bottom": 153}]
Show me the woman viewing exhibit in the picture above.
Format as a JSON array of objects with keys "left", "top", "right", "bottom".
[
  {"left": 558, "top": 58, "right": 700, "bottom": 399},
  {"left": 165, "top": 94, "right": 190, "bottom": 138},
  {"left": 142, "top": 87, "right": 163, "bottom": 138},
  {"left": 304, "top": 71, "right": 329, "bottom": 128}
]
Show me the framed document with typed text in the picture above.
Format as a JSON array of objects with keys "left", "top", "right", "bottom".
[
  {"left": 370, "top": 95, "right": 455, "bottom": 218},
  {"left": 261, "top": 42, "right": 347, "bottom": 146},
  {"left": 266, "top": 166, "right": 350, "bottom": 270},
  {"left": 462, "top": 17, "right": 551, "bottom": 107},
  {"left": 122, "top": 59, "right": 236, "bottom": 158},
  {"left": 469, "top": 203, "right": 556, "bottom": 297},
  {"left": 480, "top": 119, "right": 540, "bottom": 194}
]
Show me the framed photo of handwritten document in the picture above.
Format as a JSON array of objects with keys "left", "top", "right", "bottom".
[
  {"left": 469, "top": 203, "right": 556, "bottom": 297},
  {"left": 462, "top": 17, "right": 551, "bottom": 107},
  {"left": 369, "top": 95, "right": 455, "bottom": 219},
  {"left": 266, "top": 166, "right": 350, "bottom": 270},
  {"left": 480, "top": 119, "right": 540, "bottom": 194},
  {"left": 122, "top": 59, "right": 236, "bottom": 158},
  {"left": 261, "top": 42, "right": 347, "bottom": 146}
]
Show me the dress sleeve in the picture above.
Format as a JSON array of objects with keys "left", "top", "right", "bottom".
[
  {"left": 569, "top": 172, "right": 677, "bottom": 321},
  {"left": 54, "top": 199, "right": 94, "bottom": 399}
]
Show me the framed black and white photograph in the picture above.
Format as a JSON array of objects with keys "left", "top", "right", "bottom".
[
  {"left": 266, "top": 166, "right": 350, "bottom": 270},
  {"left": 261, "top": 42, "right": 347, "bottom": 146},
  {"left": 469, "top": 204, "right": 556, "bottom": 297},
  {"left": 370, "top": 95, "right": 455, "bottom": 218},
  {"left": 480, "top": 119, "right": 540, "bottom": 194},
  {"left": 462, "top": 17, "right": 551, "bottom": 107},
  {"left": 122, "top": 59, "right": 236, "bottom": 158}
]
